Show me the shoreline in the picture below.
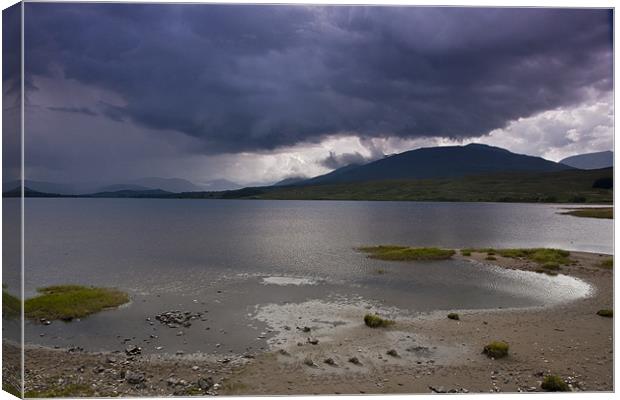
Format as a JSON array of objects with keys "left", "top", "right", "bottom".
[{"left": 5, "top": 250, "right": 613, "bottom": 396}]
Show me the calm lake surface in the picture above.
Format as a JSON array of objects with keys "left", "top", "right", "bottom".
[{"left": 14, "top": 199, "right": 612, "bottom": 354}]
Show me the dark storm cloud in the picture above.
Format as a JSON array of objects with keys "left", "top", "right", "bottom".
[
  {"left": 23, "top": 4, "right": 613, "bottom": 154},
  {"left": 47, "top": 106, "right": 98, "bottom": 116}
]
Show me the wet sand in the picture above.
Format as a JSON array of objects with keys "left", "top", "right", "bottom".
[{"left": 8, "top": 251, "right": 613, "bottom": 396}]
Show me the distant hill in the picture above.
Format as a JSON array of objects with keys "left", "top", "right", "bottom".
[
  {"left": 200, "top": 179, "right": 243, "bottom": 191},
  {"left": 8, "top": 168, "right": 612, "bottom": 204},
  {"left": 3, "top": 186, "right": 64, "bottom": 197},
  {"left": 90, "top": 189, "right": 172, "bottom": 198},
  {"left": 560, "top": 151, "right": 613, "bottom": 170},
  {"left": 229, "top": 167, "right": 612, "bottom": 204},
  {"left": 273, "top": 176, "right": 310, "bottom": 186},
  {"left": 97, "top": 184, "right": 153, "bottom": 192},
  {"left": 301, "top": 144, "right": 573, "bottom": 185},
  {"left": 127, "top": 177, "right": 204, "bottom": 193},
  {"left": 2, "top": 180, "right": 98, "bottom": 195}
]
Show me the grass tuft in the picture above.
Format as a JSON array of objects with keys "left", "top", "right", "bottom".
[
  {"left": 541, "top": 262, "right": 560, "bottom": 271},
  {"left": 447, "top": 313, "right": 460, "bottom": 321},
  {"left": 374, "top": 268, "right": 387, "bottom": 275},
  {"left": 358, "top": 246, "right": 455, "bottom": 261},
  {"left": 599, "top": 258, "right": 613, "bottom": 269},
  {"left": 596, "top": 309, "right": 613, "bottom": 318},
  {"left": 2, "top": 288, "right": 21, "bottom": 319},
  {"left": 363, "top": 313, "right": 394, "bottom": 328},
  {"left": 25, "top": 285, "right": 129, "bottom": 321},
  {"left": 541, "top": 375, "right": 570, "bottom": 392},
  {"left": 482, "top": 341, "right": 509, "bottom": 359}
]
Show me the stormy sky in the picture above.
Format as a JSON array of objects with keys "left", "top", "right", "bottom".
[{"left": 9, "top": 4, "right": 614, "bottom": 186}]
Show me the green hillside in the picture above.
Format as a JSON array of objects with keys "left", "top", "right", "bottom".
[{"left": 238, "top": 168, "right": 612, "bottom": 203}]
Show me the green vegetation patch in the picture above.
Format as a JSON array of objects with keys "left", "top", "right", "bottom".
[
  {"left": 482, "top": 341, "right": 509, "bottom": 359},
  {"left": 2, "top": 289, "right": 21, "bottom": 319},
  {"left": 364, "top": 313, "right": 395, "bottom": 328},
  {"left": 541, "top": 262, "right": 560, "bottom": 271},
  {"left": 25, "top": 383, "right": 95, "bottom": 398},
  {"left": 561, "top": 207, "right": 613, "bottom": 219},
  {"left": 25, "top": 285, "right": 129, "bottom": 321},
  {"left": 243, "top": 168, "right": 612, "bottom": 203},
  {"left": 358, "top": 246, "right": 455, "bottom": 261},
  {"left": 540, "top": 375, "right": 570, "bottom": 392},
  {"left": 465, "top": 248, "right": 571, "bottom": 265},
  {"left": 599, "top": 258, "right": 613, "bottom": 269},
  {"left": 447, "top": 313, "right": 460, "bottom": 321},
  {"left": 535, "top": 268, "right": 558, "bottom": 276},
  {"left": 596, "top": 309, "right": 613, "bottom": 318},
  {"left": 3, "top": 382, "right": 21, "bottom": 397}
]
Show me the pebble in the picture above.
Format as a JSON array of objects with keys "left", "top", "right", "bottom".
[
  {"left": 125, "top": 371, "right": 145, "bottom": 384},
  {"left": 348, "top": 357, "right": 362, "bottom": 365}
]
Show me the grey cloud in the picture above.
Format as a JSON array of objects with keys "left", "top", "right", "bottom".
[
  {"left": 22, "top": 4, "right": 613, "bottom": 156},
  {"left": 320, "top": 151, "right": 372, "bottom": 169},
  {"left": 47, "top": 106, "right": 98, "bottom": 116}
]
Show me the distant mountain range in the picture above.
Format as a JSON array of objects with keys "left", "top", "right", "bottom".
[
  {"left": 293, "top": 143, "right": 573, "bottom": 186},
  {"left": 4, "top": 144, "right": 613, "bottom": 203},
  {"left": 2, "top": 177, "right": 242, "bottom": 195},
  {"left": 198, "top": 179, "right": 243, "bottom": 191},
  {"left": 560, "top": 151, "right": 613, "bottom": 170}
]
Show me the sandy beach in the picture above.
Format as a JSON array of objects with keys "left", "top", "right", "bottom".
[{"left": 5, "top": 250, "right": 613, "bottom": 396}]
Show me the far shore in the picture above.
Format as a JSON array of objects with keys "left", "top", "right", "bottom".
[{"left": 4, "top": 249, "right": 613, "bottom": 396}]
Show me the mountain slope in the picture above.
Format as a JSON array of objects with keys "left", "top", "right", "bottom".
[
  {"left": 200, "top": 179, "right": 243, "bottom": 191},
  {"left": 127, "top": 177, "right": 204, "bottom": 193},
  {"left": 97, "top": 184, "right": 154, "bottom": 192},
  {"left": 273, "top": 176, "right": 310, "bottom": 187},
  {"left": 2, "top": 180, "right": 99, "bottom": 195},
  {"left": 303, "top": 144, "right": 573, "bottom": 185},
  {"left": 246, "top": 168, "right": 612, "bottom": 203},
  {"left": 560, "top": 151, "right": 613, "bottom": 170},
  {"left": 90, "top": 189, "right": 172, "bottom": 198}
]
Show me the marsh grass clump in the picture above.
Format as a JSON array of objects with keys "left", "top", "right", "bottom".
[
  {"left": 541, "top": 262, "right": 560, "bottom": 271},
  {"left": 596, "top": 309, "right": 613, "bottom": 318},
  {"left": 25, "top": 285, "right": 129, "bottom": 321},
  {"left": 541, "top": 375, "right": 570, "bottom": 392},
  {"left": 364, "top": 313, "right": 395, "bottom": 328},
  {"left": 600, "top": 258, "right": 613, "bottom": 269},
  {"left": 2, "top": 288, "right": 21, "bottom": 319},
  {"left": 358, "top": 246, "right": 455, "bottom": 261},
  {"left": 468, "top": 248, "right": 571, "bottom": 265},
  {"left": 460, "top": 250, "right": 471, "bottom": 256},
  {"left": 498, "top": 248, "right": 571, "bottom": 265},
  {"left": 447, "top": 313, "right": 460, "bottom": 320},
  {"left": 482, "top": 341, "right": 509, "bottom": 359},
  {"left": 535, "top": 268, "right": 558, "bottom": 276},
  {"left": 485, "top": 256, "right": 497, "bottom": 261}
]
